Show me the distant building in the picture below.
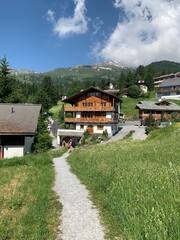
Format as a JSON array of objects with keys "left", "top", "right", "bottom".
[
  {"left": 154, "top": 72, "right": 180, "bottom": 88},
  {"left": 157, "top": 78, "right": 180, "bottom": 100},
  {"left": 137, "top": 80, "right": 148, "bottom": 93},
  {"left": 61, "top": 94, "right": 67, "bottom": 100},
  {"left": 0, "top": 104, "right": 41, "bottom": 159},
  {"left": 136, "top": 100, "right": 180, "bottom": 124}
]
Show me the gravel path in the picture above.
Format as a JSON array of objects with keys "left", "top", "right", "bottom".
[{"left": 53, "top": 152, "right": 106, "bottom": 240}]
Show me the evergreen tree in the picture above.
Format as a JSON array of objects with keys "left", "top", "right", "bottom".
[
  {"left": 35, "top": 76, "right": 58, "bottom": 110},
  {"left": 136, "top": 65, "right": 145, "bottom": 79},
  {"left": 0, "top": 56, "right": 12, "bottom": 102},
  {"left": 99, "top": 77, "right": 108, "bottom": 90},
  {"left": 125, "top": 71, "right": 135, "bottom": 88},
  {"left": 145, "top": 73, "right": 154, "bottom": 91},
  {"left": 118, "top": 71, "right": 126, "bottom": 93},
  {"left": 67, "top": 80, "right": 81, "bottom": 97},
  {"left": 33, "top": 112, "right": 52, "bottom": 152},
  {"left": 134, "top": 65, "right": 145, "bottom": 84},
  {"left": 6, "top": 82, "right": 26, "bottom": 103},
  {"left": 145, "top": 66, "right": 155, "bottom": 91}
]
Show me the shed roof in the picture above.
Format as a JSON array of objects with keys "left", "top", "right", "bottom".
[
  {"left": 159, "top": 78, "right": 180, "bottom": 87},
  {"left": 63, "top": 86, "right": 120, "bottom": 103},
  {"left": 0, "top": 104, "right": 41, "bottom": 135},
  {"left": 136, "top": 101, "right": 180, "bottom": 111}
]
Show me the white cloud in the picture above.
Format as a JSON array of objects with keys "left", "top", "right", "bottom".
[
  {"left": 48, "top": 0, "right": 88, "bottom": 38},
  {"left": 47, "top": 10, "right": 55, "bottom": 23},
  {"left": 92, "top": 17, "right": 103, "bottom": 35},
  {"left": 96, "top": 0, "right": 180, "bottom": 66}
]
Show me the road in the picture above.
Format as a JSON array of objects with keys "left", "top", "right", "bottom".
[{"left": 105, "top": 124, "right": 147, "bottom": 144}]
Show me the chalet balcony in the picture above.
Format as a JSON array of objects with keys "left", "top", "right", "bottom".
[
  {"left": 139, "top": 112, "right": 176, "bottom": 120},
  {"left": 64, "top": 106, "right": 114, "bottom": 112},
  {"left": 158, "top": 87, "right": 180, "bottom": 93},
  {"left": 64, "top": 117, "right": 118, "bottom": 123}
]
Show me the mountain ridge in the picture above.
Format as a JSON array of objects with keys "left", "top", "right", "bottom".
[{"left": 11, "top": 60, "right": 180, "bottom": 83}]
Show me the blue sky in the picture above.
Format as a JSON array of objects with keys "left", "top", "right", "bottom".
[{"left": 0, "top": 0, "right": 180, "bottom": 72}]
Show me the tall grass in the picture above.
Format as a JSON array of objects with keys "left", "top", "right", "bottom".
[
  {"left": 0, "top": 149, "right": 65, "bottom": 240},
  {"left": 68, "top": 125, "right": 180, "bottom": 239}
]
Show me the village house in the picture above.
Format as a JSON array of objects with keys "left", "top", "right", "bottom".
[
  {"left": 153, "top": 72, "right": 180, "bottom": 88},
  {"left": 157, "top": 77, "right": 180, "bottom": 100},
  {"left": 136, "top": 100, "right": 180, "bottom": 124},
  {"left": 57, "top": 87, "right": 120, "bottom": 145},
  {"left": 0, "top": 103, "right": 41, "bottom": 159}
]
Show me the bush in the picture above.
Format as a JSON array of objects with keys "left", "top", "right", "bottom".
[
  {"left": 127, "top": 85, "right": 142, "bottom": 98},
  {"left": 34, "top": 133, "right": 52, "bottom": 153},
  {"left": 80, "top": 129, "right": 90, "bottom": 145},
  {"left": 102, "top": 129, "right": 108, "bottom": 138}
]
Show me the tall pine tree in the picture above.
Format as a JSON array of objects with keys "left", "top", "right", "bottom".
[{"left": 0, "top": 56, "right": 12, "bottom": 102}]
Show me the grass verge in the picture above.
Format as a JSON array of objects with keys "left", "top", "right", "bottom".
[
  {"left": 68, "top": 124, "right": 180, "bottom": 240},
  {"left": 0, "top": 149, "right": 65, "bottom": 240}
]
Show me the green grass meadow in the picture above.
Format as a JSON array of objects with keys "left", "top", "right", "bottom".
[
  {"left": 68, "top": 124, "right": 180, "bottom": 239},
  {"left": 0, "top": 148, "right": 66, "bottom": 240},
  {"left": 49, "top": 101, "right": 63, "bottom": 120},
  {"left": 121, "top": 91, "right": 156, "bottom": 120}
]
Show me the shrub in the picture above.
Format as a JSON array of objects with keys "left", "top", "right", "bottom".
[
  {"left": 127, "top": 85, "right": 142, "bottom": 98},
  {"left": 145, "top": 114, "right": 158, "bottom": 134},
  {"left": 34, "top": 133, "right": 52, "bottom": 153},
  {"left": 80, "top": 129, "right": 90, "bottom": 145},
  {"left": 102, "top": 129, "right": 108, "bottom": 138}
]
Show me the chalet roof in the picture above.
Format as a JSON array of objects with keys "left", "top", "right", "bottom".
[
  {"left": 0, "top": 104, "right": 41, "bottom": 135},
  {"left": 63, "top": 86, "right": 120, "bottom": 103},
  {"left": 136, "top": 101, "right": 180, "bottom": 111},
  {"left": 159, "top": 78, "right": 180, "bottom": 87},
  {"left": 153, "top": 72, "right": 180, "bottom": 81}
]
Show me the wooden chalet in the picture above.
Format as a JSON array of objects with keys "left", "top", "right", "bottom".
[
  {"left": 136, "top": 100, "right": 180, "bottom": 124},
  {"left": 153, "top": 72, "right": 180, "bottom": 88},
  {"left": 63, "top": 87, "right": 120, "bottom": 136},
  {"left": 157, "top": 77, "right": 180, "bottom": 100},
  {"left": 0, "top": 104, "right": 41, "bottom": 159}
]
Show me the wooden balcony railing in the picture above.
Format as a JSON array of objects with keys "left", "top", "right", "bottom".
[
  {"left": 64, "top": 117, "right": 117, "bottom": 123},
  {"left": 139, "top": 113, "right": 173, "bottom": 119},
  {"left": 158, "top": 87, "right": 180, "bottom": 93},
  {"left": 64, "top": 106, "right": 114, "bottom": 111}
]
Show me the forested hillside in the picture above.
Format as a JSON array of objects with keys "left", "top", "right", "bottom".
[
  {"left": 2, "top": 57, "right": 180, "bottom": 108},
  {"left": 10, "top": 60, "right": 180, "bottom": 98},
  {"left": 145, "top": 60, "right": 180, "bottom": 76}
]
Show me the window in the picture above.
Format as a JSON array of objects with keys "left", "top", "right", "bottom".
[
  {"left": 87, "top": 103, "right": 93, "bottom": 107},
  {"left": 82, "top": 102, "right": 93, "bottom": 107},
  {"left": 89, "top": 92, "right": 100, "bottom": 97},
  {"left": 97, "top": 125, "right": 103, "bottom": 130},
  {"left": 82, "top": 113, "right": 93, "bottom": 118},
  {"left": 101, "top": 102, "right": 106, "bottom": 107},
  {"left": 80, "top": 125, "right": 84, "bottom": 129}
]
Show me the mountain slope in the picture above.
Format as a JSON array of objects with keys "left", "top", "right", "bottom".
[
  {"left": 145, "top": 60, "right": 180, "bottom": 76},
  {"left": 11, "top": 60, "right": 180, "bottom": 83}
]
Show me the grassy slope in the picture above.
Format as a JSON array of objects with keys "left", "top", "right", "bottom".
[
  {"left": 121, "top": 91, "right": 156, "bottom": 120},
  {"left": 49, "top": 101, "right": 63, "bottom": 120},
  {"left": 68, "top": 124, "right": 180, "bottom": 240},
  {"left": 0, "top": 148, "right": 66, "bottom": 240}
]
